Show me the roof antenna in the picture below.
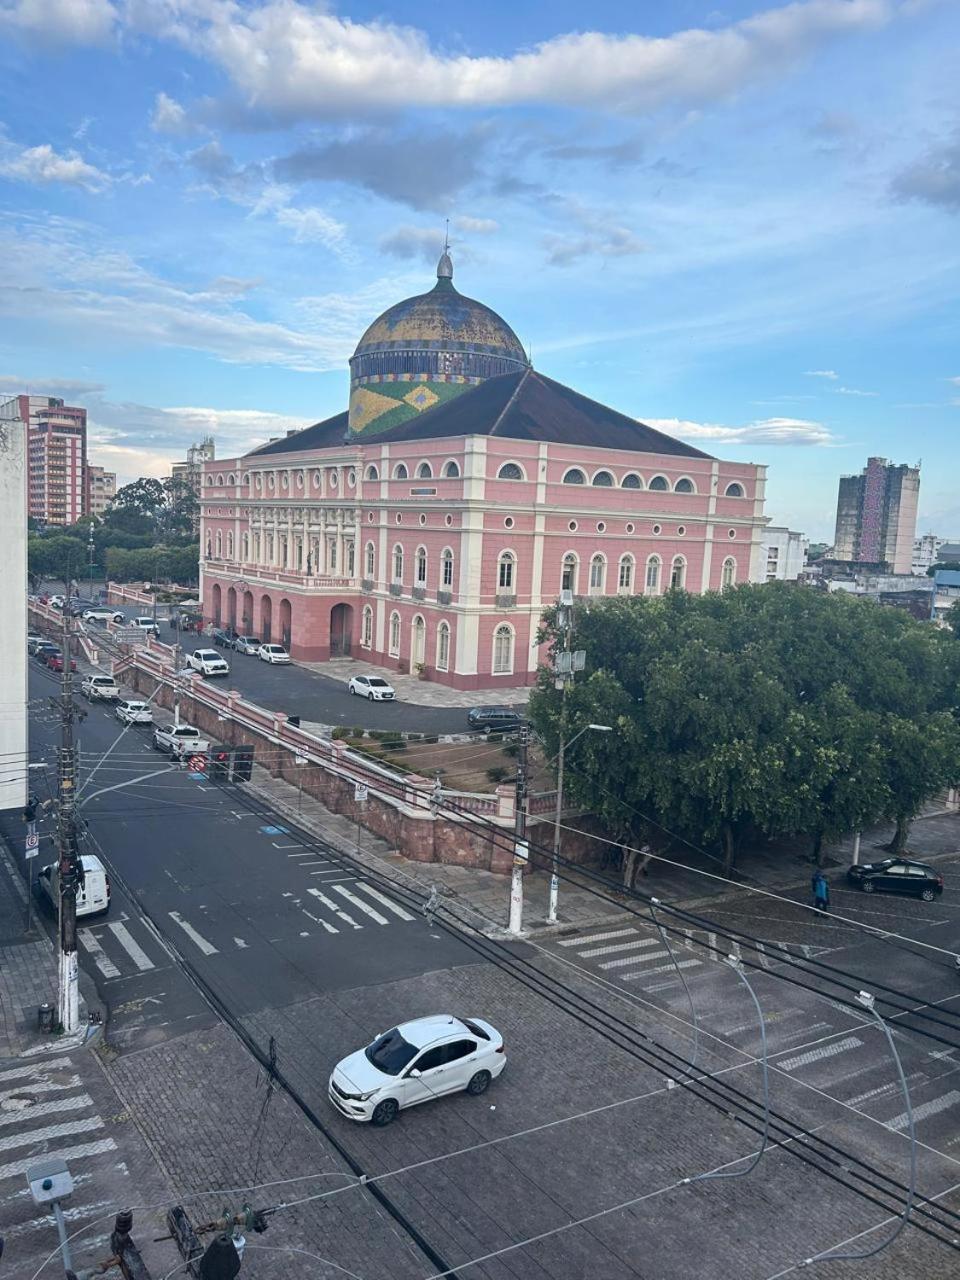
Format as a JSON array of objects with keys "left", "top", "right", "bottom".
[
  {"left": 437, "top": 220, "right": 453, "bottom": 281},
  {"left": 444, "top": 217, "right": 450, "bottom": 255}
]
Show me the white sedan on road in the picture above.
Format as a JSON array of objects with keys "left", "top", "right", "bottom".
[
  {"left": 116, "top": 699, "right": 153, "bottom": 725},
  {"left": 328, "top": 1015, "right": 505, "bottom": 1126},
  {"left": 258, "top": 643, "right": 291, "bottom": 664},
  {"left": 348, "top": 674, "right": 396, "bottom": 701}
]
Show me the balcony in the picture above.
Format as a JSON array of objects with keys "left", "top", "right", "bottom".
[
  {"left": 361, "top": 579, "right": 374, "bottom": 593},
  {"left": 412, "top": 586, "right": 427, "bottom": 601},
  {"left": 389, "top": 583, "right": 403, "bottom": 597},
  {"left": 496, "top": 593, "right": 517, "bottom": 609},
  {"left": 437, "top": 590, "right": 453, "bottom": 606},
  {"left": 204, "top": 561, "right": 354, "bottom": 590}
]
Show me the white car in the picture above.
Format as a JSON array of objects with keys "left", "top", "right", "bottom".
[
  {"left": 153, "top": 723, "right": 211, "bottom": 757},
  {"left": 129, "top": 617, "right": 160, "bottom": 637},
  {"left": 38, "top": 853, "right": 110, "bottom": 918},
  {"left": 187, "top": 648, "right": 230, "bottom": 677},
  {"left": 348, "top": 675, "right": 396, "bottom": 701},
  {"left": 328, "top": 1015, "right": 506, "bottom": 1126},
  {"left": 116, "top": 699, "right": 153, "bottom": 725},
  {"left": 82, "top": 607, "right": 125, "bottom": 624},
  {"left": 81, "top": 674, "right": 120, "bottom": 701},
  {"left": 27, "top": 632, "right": 45, "bottom": 653},
  {"left": 258, "top": 644, "right": 291, "bottom": 664}
]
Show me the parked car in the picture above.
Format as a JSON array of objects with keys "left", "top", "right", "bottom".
[
  {"left": 348, "top": 674, "right": 396, "bottom": 702},
  {"left": 27, "top": 632, "right": 45, "bottom": 654},
  {"left": 34, "top": 642, "right": 60, "bottom": 663},
  {"left": 258, "top": 643, "right": 291, "bottom": 664},
  {"left": 187, "top": 648, "right": 231, "bottom": 677},
  {"left": 152, "top": 723, "right": 211, "bottom": 758},
  {"left": 38, "top": 853, "right": 110, "bottom": 918},
  {"left": 46, "top": 651, "right": 77, "bottom": 673},
  {"left": 847, "top": 857, "right": 943, "bottom": 901},
  {"left": 211, "top": 628, "right": 235, "bottom": 648},
  {"left": 329, "top": 1015, "right": 505, "bottom": 1126},
  {"left": 232, "top": 635, "right": 260, "bottom": 655},
  {"left": 467, "top": 706, "right": 524, "bottom": 733},
  {"left": 129, "top": 617, "right": 160, "bottom": 637},
  {"left": 48, "top": 594, "right": 65, "bottom": 609},
  {"left": 82, "top": 607, "right": 125, "bottom": 624},
  {"left": 116, "top": 699, "right": 153, "bottom": 725},
  {"left": 81, "top": 674, "right": 120, "bottom": 701},
  {"left": 66, "top": 598, "right": 97, "bottom": 617}
]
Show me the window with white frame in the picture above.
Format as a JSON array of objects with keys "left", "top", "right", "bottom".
[
  {"left": 674, "top": 478, "right": 695, "bottom": 494},
  {"left": 389, "top": 611, "right": 401, "bottom": 656},
  {"left": 295, "top": 538, "right": 302, "bottom": 570},
  {"left": 562, "top": 468, "right": 586, "bottom": 484},
  {"left": 436, "top": 621, "right": 450, "bottom": 671},
  {"left": 392, "top": 544, "right": 403, "bottom": 582},
  {"left": 592, "top": 471, "right": 614, "bottom": 487},
  {"left": 621, "top": 473, "right": 642, "bottom": 489},
  {"left": 589, "top": 553, "right": 605, "bottom": 592},
  {"left": 327, "top": 539, "right": 336, "bottom": 572},
  {"left": 443, "top": 460, "right": 460, "bottom": 478},
  {"left": 649, "top": 475, "right": 669, "bottom": 491},
  {"left": 393, "top": 462, "right": 408, "bottom": 480},
  {"left": 416, "top": 462, "right": 433, "bottom": 479},
  {"left": 618, "top": 554, "right": 634, "bottom": 591},
  {"left": 266, "top": 534, "right": 274, "bottom": 562},
  {"left": 561, "top": 553, "right": 577, "bottom": 593},
  {"left": 347, "top": 541, "right": 355, "bottom": 575},
  {"left": 670, "top": 555, "right": 686, "bottom": 590},
  {"left": 492, "top": 624, "right": 514, "bottom": 675},
  {"left": 215, "top": 530, "right": 222, "bottom": 557},
  {"left": 365, "top": 464, "right": 379, "bottom": 481},
  {"left": 498, "top": 551, "right": 515, "bottom": 590},
  {"left": 361, "top": 606, "right": 373, "bottom": 648},
  {"left": 415, "top": 545, "right": 427, "bottom": 585},
  {"left": 497, "top": 462, "right": 523, "bottom": 480},
  {"left": 206, "top": 535, "right": 212, "bottom": 558},
  {"left": 721, "top": 557, "right": 737, "bottom": 589},
  {"left": 242, "top": 533, "right": 249, "bottom": 561},
  {"left": 441, "top": 547, "right": 454, "bottom": 588},
  {"left": 645, "top": 554, "right": 662, "bottom": 594},
  {"left": 365, "top": 541, "right": 375, "bottom": 577},
  {"left": 725, "top": 482, "right": 745, "bottom": 498},
  {"left": 226, "top": 532, "right": 234, "bottom": 559}
]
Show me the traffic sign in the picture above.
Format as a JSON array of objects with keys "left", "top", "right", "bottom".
[
  {"left": 187, "top": 755, "right": 207, "bottom": 773},
  {"left": 354, "top": 783, "right": 368, "bottom": 803},
  {"left": 25, "top": 831, "right": 39, "bottom": 859}
]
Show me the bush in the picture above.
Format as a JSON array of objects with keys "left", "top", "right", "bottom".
[
  {"left": 331, "top": 726, "right": 351, "bottom": 740},
  {"left": 502, "top": 743, "right": 519, "bottom": 758},
  {"left": 351, "top": 726, "right": 366, "bottom": 739},
  {"left": 486, "top": 766, "right": 509, "bottom": 784}
]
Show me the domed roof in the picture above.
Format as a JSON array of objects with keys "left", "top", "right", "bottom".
[{"left": 352, "top": 254, "right": 527, "bottom": 363}]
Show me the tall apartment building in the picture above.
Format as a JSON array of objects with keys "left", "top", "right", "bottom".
[
  {"left": 832, "top": 456, "right": 919, "bottom": 575},
  {"left": 3, "top": 394, "right": 88, "bottom": 526},
  {"left": 172, "top": 436, "right": 215, "bottom": 495},
  {"left": 86, "top": 464, "right": 117, "bottom": 517},
  {"left": 913, "top": 533, "right": 943, "bottom": 575},
  {"left": 757, "top": 527, "right": 808, "bottom": 582}
]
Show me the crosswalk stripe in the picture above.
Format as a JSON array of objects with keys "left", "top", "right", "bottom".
[
  {"left": 1, "top": 1077, "right": 81, "bottom": 1102},
  {"left": 889, "top": 1090, "right": 960, "bottom": 1132},
  {"left": 558, "top": 928, "right": 636, "bottom": 948},
  {"left": 0, "top": 1094, "right": 93, "bottom": 1130},
  {"left": 307, "top": 888, "right": 361, "bottom": 929},
  {"left": 756, "top": 943, "right": 771, "bottom": 969},
  {"left": 622, "top": 959, "right": 702, "bottom": 980},
  {"left": 333, "top": 885, "right": 388, "bottom": 924},
  {"left": 107, "top": 922, "right": 154, "bottom": 971},
  {"left": 707, "top": 931, "right": 718, "bottom": 960},
  {"left": 78, "top": 931, "right": 121, "bottom": 979},
  {"left": 779, "top": 1036, "right": 863, "bottom": 1072},
  {"left": 168, "top": 911, "right": 218, "bottom": 955},
  {"left": 0, "top": 1138, "right": 117, "bottom": 1182},
  {"left": 0, "top": 1114, "right": 103, "bottom": 1155},
  {"left": 301, "top": 908, "right": 337, "bottom": 935},
  {"left": 0, "top": 1058, "right": 74, "bottom": 1085},
  {"left": 354, "top": 882, "right": 416, "bottom": 921},
  {"left": 1, "top": 1198, "right": 115, "bottom": 1244},
  {"left": 600, "top": 949, "right": 670, "bottom": 970},
  {"left": 579, "top": 938, "right": 660, "bottom": 959}
]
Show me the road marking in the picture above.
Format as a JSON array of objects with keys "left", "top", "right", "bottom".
[
  {"left": 259, "top": 825, "right": 288, "bottom": 836},
  {"left": 77, "top": 931, "right": 121, "bottom": 979},
  {"left": 309, "top": 873, "right": 355, "bottom": 883},
  {"left": 558, "top": 928, "right": 636, "bottom": 948},
  {"left": 107, "top": 922, "right": 154, "bottom": 972},
  {"left": 1, "top": 1077, "right": 81, "bottom": 1102},
  {"left": 0, "top": 1114, "right": 103, "bottom": 1155},
  {"left": 333, "top": 885, "right": 389, "bottom": 924},
  {"left": 626, "top": 958, "right": 703, "bottom": 979},
  {"left": 779, "top": 1036, "right": 863, "bottom": 1072},
  {"left": 1, "top": 1198, "right": 116, "bottom": 1244},
  {"left": 307, "top": 888, "right": 362, "bottom": 929},
  {"left": 300, "top": 908, "right": 337, "bottom": 935},
  {"left": 0, "top": 1058, "right": 74, "bottom": 1085},
  {"left": 580, "top": 938, "right": 660, "bottom": 959},
  {"left": 756, "top": 943, "right": 771, "bottom": 969},
  {"left": 272, "top": 842, "right": 302, "bottom": 850},
  {"left": 168, "top": 911, "right": 218, "bottom": 955},
  {"left": 234, "top": 937, "right": 248, "bottom": 949},
  {"left": 707, "top": 931, "right": 718, "bottom": 959},
  {"left": 889, "top": 1090, "right": 960, "bottom": 1132},
  {"left": 600, "top": 949, "right": 669, "bottom": 970},
  {"left": 0, "top": 1138, "right": 117, "bottom": 1182},
  {"left": 353, "top": 882, "right": 416, "bottom": 921},
  {"left": 0, "top": 1094, "right": 93, "bottom": 1129}
]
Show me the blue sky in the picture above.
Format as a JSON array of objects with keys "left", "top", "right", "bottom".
[{"left": 1, "top": 0, "right": 958, "bottom": 540}]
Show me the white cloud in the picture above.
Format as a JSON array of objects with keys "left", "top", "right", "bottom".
[
  {"left": 455, "top": 216, "right": 499, "bottom": 233},
  {"left": 804, "top": 368, "right": 839, "bottom": 379},
  {"left": 130, "top": 0, "right": 898, "bottom": 119},
  {"left": 948, "top": 376, "right": 960, "bottom": 386},
  {"left": 544, "top": 225, "right": 646, "bottom": 265},
  {"left": 0, "top": 0, "right": 117, "bottom": 46},
  {"left": 0, "top": 140, "right": 110, "bottom": 190},
  {"left": 150, "top": 92, "right": 196, "bottom": 136},
  {"left": 645, "top": 415, "right": 836, "bottom": 446},
  {"left": 273, "top": 205, "right": 348, "bottom": 252},
  {"left": 835, "top": 385, "right": 878, "bottom": 396},
  {"left": 380, "top": 225, "right": 447, "bottom": 264}
]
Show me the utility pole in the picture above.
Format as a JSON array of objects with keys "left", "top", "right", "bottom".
[
  {"left": 87, "top": 521, "right": 95, "bottom": 598},
  {"left": 56, "top": 610, "right": 81, "bottom": 1034},
  {"left": 549, "top": 597, "right": 572, "bottom": 924},
  {"left": 508, "top": 720, "right": 529, "bottom": 935}
]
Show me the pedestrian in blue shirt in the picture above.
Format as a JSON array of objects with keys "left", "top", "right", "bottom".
[{"left": 812, "top": 871, "right": 830, "bottom": 912}]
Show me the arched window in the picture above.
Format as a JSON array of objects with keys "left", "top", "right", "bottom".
[
  {"left": 670, "top": 555, "right": 687, "bottom": 590},
  {"left": 393, "top": 462, "right": 408, "bottom": 480},
  {"left": 649, "top": 475, "right": 669, "bottom": 491},
  {"left": 205, "top": 535, "right": 212, "bottom": 558},
  {"left": 722, "top": 557, "right": 737, "bottom": 589},
  {"left": 561, "top": 553, "right": 578, "bottom": 594},
  {"left": 618, "top": 554, "right": 634, "bottom": 591},
  {"left": 621, "top": 473, "right": 642, "bottom": 490},
  {"left": 589, "top": 553, "right": 606, "bottom": 593},
  {"left": 416, "top": 462, "right": 433, "bottom": 480},
  {"left": 415, "top": 545, "right": 428, "bottom": 586},
  {"left": 441, "top": 548, "right": 454, "bottom": 588},
  {"left": 492, "top": 624, "right": 514, "bottom": 675},
  {"left": 389, "top": 611, "right": 401, "bottom": 657},
  {"left": 226, "top": 531, "right": 234, "bottom": 559},
  {"left": 216, "top": 474, "right": 224, "bottom": 486},
  {"left": 365, "top": 464, "right": 379, "bottom": 481},
  {"left": 436, "top": 621, "right": 450, "bottom": 672},
  {"left": 392, "top": 544, "right": 403, "bottom": 583},
  {"left": 365, "top": 541, "right": 375, "bottom": 577},
  {"left": 227, "top": 473, "right": 235, "bottom": 485},
  {"left": 361, "top": 605, "right": 373, "bottom": 648},
  {"left": 592, "top": 470, "right": 614, "bottom": 487},
  {"left": 497, "top": 462, "right": 524, "bottom": 481},
  {"left": 412, "top": 615, "right": 426, "bottom": 666},
  {"left": 674, "top": 477, "right": 695, "bottom": 494},
  {"left": 562, "top": 468, "right": 586, "bottom": 485},
  {"left": 498, "top": 551, "right": 515, "bottom": 591},
  {"left": 205, "top": 475, "right": 214, "bottom": 487},
  {"left": 215, "top": 530, "right": 222, "bottom": 557},
  {"left": 242, "top": 533, "right": 249, "bottom": 561},
  {"left": 443, "top": 460, "right": 461, "bottom": 478},
  {"left": 725, "top": 482, "right": 745, "bottom": 498},
  {"left": 645, "top": 555, "right": 662, "bottom": 595},
  {"left": 346, "top": 541, "right": 355, "bottom": 575}
]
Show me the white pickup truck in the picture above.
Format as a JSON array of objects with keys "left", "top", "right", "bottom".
[
  {"left": 152, "top": 723, "right": 211, "bottom": 758},
  {"left": 187, "top": 648, "right": 230, "bottom": 677},
  {"left": 81, "top": 674, "right": 120, "bottom": 701}
]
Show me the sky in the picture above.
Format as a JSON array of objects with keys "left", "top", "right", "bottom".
[{"left": 1, "top": 0, "right": 958, "bottom": 541}]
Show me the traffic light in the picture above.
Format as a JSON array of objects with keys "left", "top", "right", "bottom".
[
  {"left": 23, "top": 797, "right": 39, "bottom": 824},
  {"left": 231, "top": 746, "right": 254, "bottom": 783},
  {"left": 210, "top": 749, "right": 231, "bottom": 782},
  {"left": 198, "top": 1234, "right": 240, "bottom": 1280}
]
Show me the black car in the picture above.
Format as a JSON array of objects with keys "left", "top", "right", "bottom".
[
  {"left": 467, "top": 706, "right": 525, "bottom": 733},
  {"left": 847, "top": 857, "right": 943, "bottom": 901},
  {"left": 211, "top": 628, "right": 235, "bottom": 648}
]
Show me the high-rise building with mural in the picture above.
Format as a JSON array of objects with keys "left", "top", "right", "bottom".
[
  {"left": 832, "top": 456, "right": 920, "bottom": 575},
  {"left": 3, "top": 394, "right": 88, "bottom": 527}
]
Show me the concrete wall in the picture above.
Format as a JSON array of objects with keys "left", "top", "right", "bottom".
[{"left": 0, "top": 410, "right": 28, "bottom": 810}]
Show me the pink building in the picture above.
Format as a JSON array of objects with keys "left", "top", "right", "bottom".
[{"left": 201, "top": 253, "right": 767, "bottom": 689}]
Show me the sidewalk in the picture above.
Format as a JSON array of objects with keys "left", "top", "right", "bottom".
[{"left": 297, "top": 654, "right": 533, "bottom": 707}]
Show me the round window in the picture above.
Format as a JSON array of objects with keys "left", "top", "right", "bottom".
[
  {"left": 313, "top": 471, "right": 322, "bottom": 488},
  {"left": 569, "top": 520, "right": 578, "bottom": 532},
  {"left": 296, "top": 471, "right": 304, "bottom": 488},
  {"left": 677, "top": 525, "right": 686, "bottom": 536},
  {"left": 281, "top": 473, "right": 289, "bottom": 490},
  {"left": 268, "top": 475, "right": 275, "bottom": 491},
  {"left": 653, "top": 524, "right": 661, "bottom": 535},
  {"left": 347, "top": 469, "right": 356, "bottom": 487},
  {"left": 626, "top": 522, "right": 635, "bottom": 534},
  {"left": 419, "top": 513, "right": 426, "bottom": 526},
  {"left": 368, "top": 511, "right": 375, "bottom": 523},
  {"left": 504, "top": 516, "right": 514, "bottom": 529},
  {"left": 597, "top": 521, "right": 606, "bottom": 533},
  {"left": 330, "top": 470, "right": 339, "bottom": 487},
  {"left": 728, "top": 529, "right": 737, "bottom": 539},
  {"left": 396, "top": 513, "right": 402, "bottom": 524},
  {"left": 445, "top": 514, "right": 453, "bottom": 527}
]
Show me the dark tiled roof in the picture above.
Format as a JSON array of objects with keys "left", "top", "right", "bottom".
[
  {"left": 369, "top": 369, "right": 714, "bottom": 458},
  {"left": 246, "top": 411, "right": 349, "bottom": 457}
]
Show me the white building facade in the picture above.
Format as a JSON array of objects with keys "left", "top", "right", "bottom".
[{"left": 0, "top": 404, "right": 28, "bottom": 810}]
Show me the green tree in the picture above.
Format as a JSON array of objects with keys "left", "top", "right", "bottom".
[
  {"left": 28, "top": 536, "right": 87, "bottom": 591},
  {"left": 111, "top": 477, "right": 166, "bottom": 517},
  {"left": 947, "top": 600, "right": 960, "bottom": 638}
]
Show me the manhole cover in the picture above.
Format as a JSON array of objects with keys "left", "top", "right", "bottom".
[{"left": 1, "top": 1092, "right": 37, "bottom": 1112}]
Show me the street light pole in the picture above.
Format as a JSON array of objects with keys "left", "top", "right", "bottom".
[
  {"left": 56, "top": 611, "right": 81, "bottom": 1034},
  {"left": 508, "top": 721, "right": 529, "bottom": 935},
  {"left": 548, "top": 722, "right": 611, "bottom": 923},
  {"left": 87, "top": 522, "right": 95, "bottom": 598}
]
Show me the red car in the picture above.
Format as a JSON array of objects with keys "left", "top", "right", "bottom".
[{"left": 46, "top": 651, "right": 77, "bottom": 673}]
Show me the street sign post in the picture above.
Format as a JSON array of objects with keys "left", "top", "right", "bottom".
[
  {"left": 187, "top": 755, "right": 206, "bottom": 774},
  {"left": 354, "top": 783, "right": 368, "bottom": 803},
  {"left": 25, "top": 821, "right": 39, "bottom": 859}
]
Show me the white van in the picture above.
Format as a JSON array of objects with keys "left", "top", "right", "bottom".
[{"left": 38, "top": 854, "right": 111, "bottom": 918}]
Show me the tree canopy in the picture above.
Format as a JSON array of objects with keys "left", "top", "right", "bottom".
[{"left": 529, "top": 583, "right": 960, "bottom": 875}]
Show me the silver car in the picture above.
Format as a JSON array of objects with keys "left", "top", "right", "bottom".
[{"left": 116, "top": 699, "right": 153, "bottom": 725}]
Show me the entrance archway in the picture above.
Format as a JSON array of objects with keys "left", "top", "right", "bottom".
[
  {"left": 242, "top": 590, "right": 254, "bottom": 636},
  {"left": 412, "top": 615, "right": 426, "bottom": 667},
  {"left": 212, "top": 583, "right": 221, "bottom": 627},
  {"left": 260, "top": 594, "right": 272, "bottom": 643},
  {"left": 227, "top": 587, "right": 237, "bottom": 632},
  {"left": 279, "top": 598, "right": 292, "bottom": 650},
  {"left": 330, "top": 602, "right": 353, "bottom": 656}
]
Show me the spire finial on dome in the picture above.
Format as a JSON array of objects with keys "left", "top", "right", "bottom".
[{"left": 437, "top": 218, "right": 453, "bottom": 280}]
